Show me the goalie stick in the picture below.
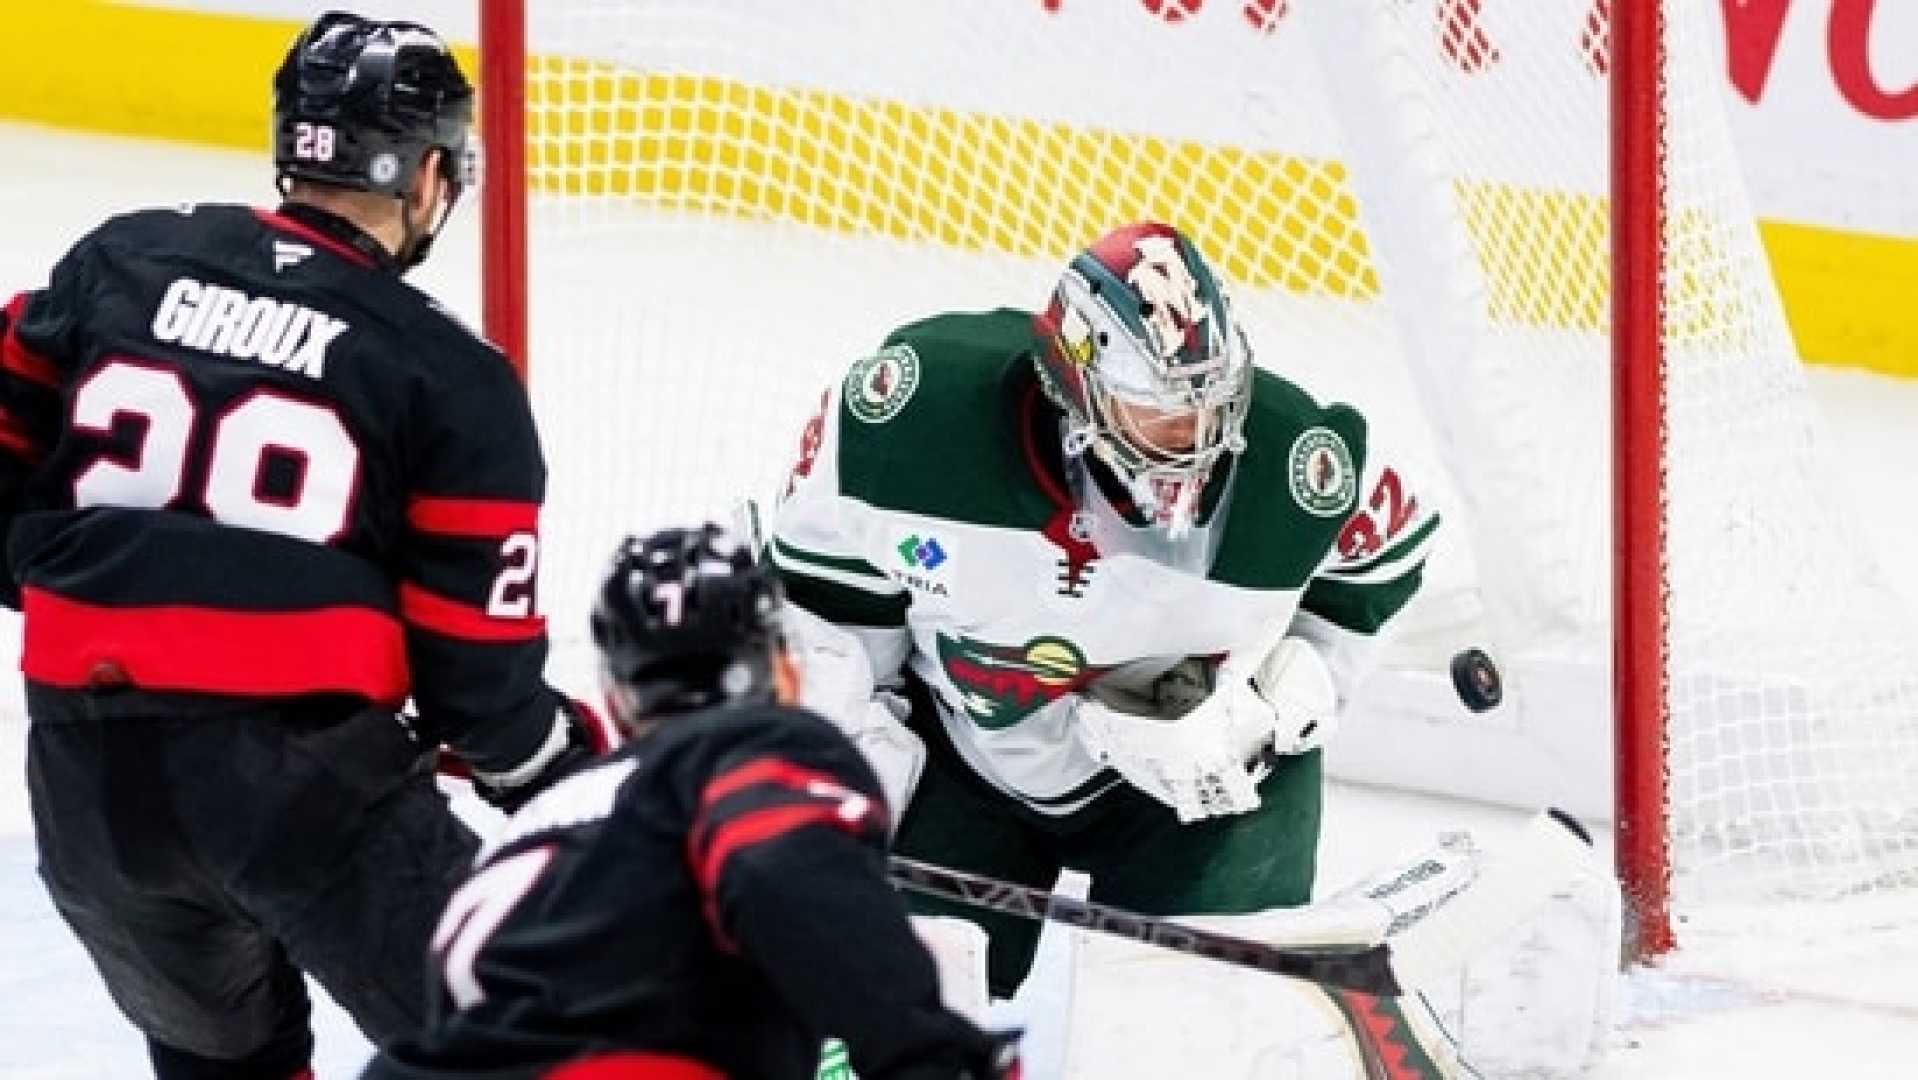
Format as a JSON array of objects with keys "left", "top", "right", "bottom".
[
  {"left": 887, "top": 855, "right": 1402, "bottom": 996},
  {"left": 440, "top": 740, "right": 1395, "bottom": 995},
  {"left": 891, "top": 809, "right": 1601, "bottom": 1004}
]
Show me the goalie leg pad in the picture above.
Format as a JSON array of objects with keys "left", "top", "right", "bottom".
[
  {"left": 1419, "top": 845, "right": 1623, "bottom": 1077},
  {"left": 1150, "top": 810, "right": 1621, "bottom": 1077}
]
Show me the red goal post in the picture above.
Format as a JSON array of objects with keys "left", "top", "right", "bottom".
[
  {"left": 476, "top": 0, "right": 1918, "bottom": 965},
  {"left": 1610, "top": 0, "right": 1673, "bottom": 960},
  {"left": 478, "top": 0, "right": 526, "bottom": 378}
]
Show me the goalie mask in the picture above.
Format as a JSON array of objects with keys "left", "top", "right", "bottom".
[
  {"left": 590, "top": 524, "right": 786, "bottom": 734},
  {"left": 1035, "top": 222, "right": 1252, "bottom": 538}
]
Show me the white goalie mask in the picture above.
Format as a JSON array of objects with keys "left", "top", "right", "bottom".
[{"left": 1035, "top": 222, "right": 1252, "bottom": 538}]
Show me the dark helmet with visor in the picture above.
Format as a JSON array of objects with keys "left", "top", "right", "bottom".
[
  {"left": 271, "top": 11, "right": 476, "bottom": 267},
  {"left": 590, "top": 524, "right": 785, "bottom": 731}
]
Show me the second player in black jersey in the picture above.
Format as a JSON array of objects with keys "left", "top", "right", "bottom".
[{"left": 365, "top": 525, "right": 1017, "bottom": 1080}]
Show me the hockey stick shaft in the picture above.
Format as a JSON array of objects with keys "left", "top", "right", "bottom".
[{"left": 887, "top": 856, "right": 1401, "bottom": 996}]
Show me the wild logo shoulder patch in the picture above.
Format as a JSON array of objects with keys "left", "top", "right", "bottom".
[
  {"left": 1288, "top": 426, "right": 1357, "bottom": 517},
  {"left": 844, "top": 343, "right": 921, "bottom": 424}
]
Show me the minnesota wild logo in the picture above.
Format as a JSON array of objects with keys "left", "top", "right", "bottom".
[
  {"left": 844, "top": 343, "right": 921, "bottom": 424},
  {"left": 1288, "top": 425, "right": 1357, "bottom": 518},
  {"left": 936, "top": 633, "right": 1109, "bottom": 730}
]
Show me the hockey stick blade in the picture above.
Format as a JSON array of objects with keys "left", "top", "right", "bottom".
[
  {"left": 1189, "top": 808, "right": 1607, "bottom": 994},
  {"left": 888, "top": 856, "right": 1401, "bottom": 997}
]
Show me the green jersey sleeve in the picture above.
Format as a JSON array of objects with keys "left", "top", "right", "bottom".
[{"left": 1292, "top": 411, "right": 1442, "bottom": 701}]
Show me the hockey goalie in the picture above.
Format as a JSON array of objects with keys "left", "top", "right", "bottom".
[{"left": 761, "top": 219, "right": 1620, "bottom": 1077}]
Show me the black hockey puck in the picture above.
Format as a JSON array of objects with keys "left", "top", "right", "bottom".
[{"left": 1450, "top": 647, "right": 1503, "bottom": 712}]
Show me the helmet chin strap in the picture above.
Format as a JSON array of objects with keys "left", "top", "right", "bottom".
[{"left": 395, "top": 181, "right": 462, "bottom": 271}]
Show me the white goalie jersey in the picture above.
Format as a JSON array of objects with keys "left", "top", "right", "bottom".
[{"left": 766, "top": 309, "right": 1440, "bottom": 816}]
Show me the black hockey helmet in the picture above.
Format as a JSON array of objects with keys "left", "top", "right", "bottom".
[
  {"left": 591, "top": 524, "right": 786, "bottom": 728},
  {"left": 272, "top": 11, "right": 475, "bottom": 201}
]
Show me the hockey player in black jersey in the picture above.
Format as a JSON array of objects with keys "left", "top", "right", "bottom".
[
  {"left": 364, "top": 525, "right": 1019, "bottom": 1080},
  {"left": 0, "top": 13, "right": 615, "bottom": 1079}
]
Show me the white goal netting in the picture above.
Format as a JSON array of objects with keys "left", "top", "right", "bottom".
[{"left": 509, "top": 0, "right": 1918, "bottom": 930}]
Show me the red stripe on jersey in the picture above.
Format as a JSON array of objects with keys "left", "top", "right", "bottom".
[
  {"left": 691, "top": 802, "right": 865, "bottom": 949},
  {"left": 399, "top": 582, "right": 547, "bottom": 642},
  {"left": 571, "top": 696, "right": 623, "bottom": 754},
  {"left": 1017, "top": 383, "right": 1073, "bottom": 510},
  {"left": 698, "top": 757, "right": 861, "bottom": 813},
  {"left": 543, "top": 1052, "right": 724, "bottom": 1080},
  {"left": 2, "top": 294, "right": 60, "bottom": 388},
  {"left": 0, "top": 408, "right": 42, "bottom": 462},
  {"left": 687, "top": 758, "right": 886, "bottom": 945},
  {"left": 21, "top": 587, "right": 409, "bottom": 703},
  {"left": 251, "top": 209, "right": 376, "bottom": 268},
  {"left": 406, "top": 496, "right": 539, "bottom": 538}
]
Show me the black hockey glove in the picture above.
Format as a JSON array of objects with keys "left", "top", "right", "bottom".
[{"left": 468, "top": 697, "right": 621, "bottom": 814}]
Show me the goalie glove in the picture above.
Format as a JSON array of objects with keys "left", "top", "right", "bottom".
[
  {"left": 1074, "top": 637, "right": 1337, "bottom": 823},
  {"left": 1073, "top": 693, "right": 1265, "bottom": 824},
  {"left": 469, "top": 697, "right": 621, "bottom": 814},
  {"left": 1196, "top": 635, "right": 1341, "bottom": 759}
]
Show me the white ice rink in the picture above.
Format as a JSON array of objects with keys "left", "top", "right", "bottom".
[{"left": 1, "top": 122, "right": 1915, "bottom": 1078}]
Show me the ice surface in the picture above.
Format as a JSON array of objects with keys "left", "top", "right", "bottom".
[{"left": 0, "top": 122, "right": 1914, "bottom": 1078}]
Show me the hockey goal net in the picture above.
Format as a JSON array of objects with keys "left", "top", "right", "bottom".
[{"left": 479, "top": 0, "right": 1918, "bottom": 957}]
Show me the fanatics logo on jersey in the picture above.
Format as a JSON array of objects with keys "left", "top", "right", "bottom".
[
  {"left": 844, "top": 344, "right": 921, "bottom": 424},
  {"left": 150, "top": 277, "right": 348, "bottom": 379},
  {"left": 1288, "top": 426, "right": 1357, "bottom": 518},
  {"left": 272, "top": 240, "right": 313, "bottom": 273}
]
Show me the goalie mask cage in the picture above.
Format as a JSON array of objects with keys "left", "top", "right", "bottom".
[{"left": 478, "top": 0, "right": 1918, "bottom": 962}]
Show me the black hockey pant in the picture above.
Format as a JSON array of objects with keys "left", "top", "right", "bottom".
[{"left": 26, "top": 682, "right": 478, "bottom": 1077}]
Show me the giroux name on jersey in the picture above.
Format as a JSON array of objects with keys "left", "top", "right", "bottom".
[{"left": 150, "top": 277, "right": 348, "bottom": 379}]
